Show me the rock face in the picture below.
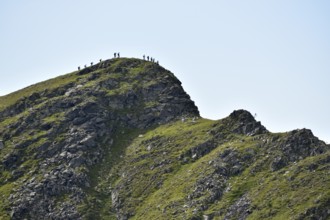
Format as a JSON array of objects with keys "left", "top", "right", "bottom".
[{"left": 0, "top": 58, "right": 329, "bottom": 220}]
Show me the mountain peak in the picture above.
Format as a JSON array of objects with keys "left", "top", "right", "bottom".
[
  {"left": 229, "top": 109, "right": 255, "bottom": 121},
  {"left": 228, "top": 109, "right": 268, "bottom": 136},
  {"left": 0, "top": 58, "right": 329, "bottom": 220},
  {"left": 0, "top": 58, "right": 199, "bottom": 126}
]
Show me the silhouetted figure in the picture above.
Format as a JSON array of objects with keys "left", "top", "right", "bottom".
[
  {"left": 91, "top": 62, "right": 93, "bottom": 66},
  {"left": 78, "top": 66, "right": 80, "bottom": 71},
  {"left": 99, "top": 59, "right": 102, "bottom": 62},
  {"left": 84, "top": 65, "right": 87, "bottom": 68},
  {"left": 143, "top": 55, "right": 145, "bottom": 60},
  {"left": 114, "top": 53, "right": 117, "bottom": 58},
  {"left": 156, "top": 61, "right": 159, "bottom": 65},
  {"left": 147, "top": 56, "right": 149, "bottom": 61},
  {"left": 118, "top": 52, "right": 120, "bottom": 58}
]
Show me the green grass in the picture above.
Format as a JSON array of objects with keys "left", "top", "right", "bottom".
[
  {"left": 0, "top": 71, "right": 80, "bottom": 111},
  {"left": 77, "top": 118, "right": 217, "bottom": 219},
  {"left": 0, "top": 183, "right": 14, "bottom": 219},
  {"left": 79, "top": 126, "right": 148, "bottom": 219},
  {"left": 130, "top": 132, "right": 259, "bottom": 219},
  {"left": 87, "top": 118, "right": 330, "bottom": 219},
  {"left": 246, "top": 152, "right": 330, "bottom": 219}
]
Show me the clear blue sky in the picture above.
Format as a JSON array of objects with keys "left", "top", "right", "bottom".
[{"left": 1, "top": 1, "right": 329, "bottom": 142}]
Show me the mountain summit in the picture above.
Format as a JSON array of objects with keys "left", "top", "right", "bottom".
[{"left": 0, "top": 58, "right": 329, "bottom": 219}]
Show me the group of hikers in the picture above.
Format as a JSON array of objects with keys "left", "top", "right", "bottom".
[
  {"left": 77, "top": 52, "right": 159, "bottom": 71},
  {"left": 143, "top": 55, "right": 158, "bottom": 64}
]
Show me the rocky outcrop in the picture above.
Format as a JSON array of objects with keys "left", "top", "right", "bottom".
[
  {"left": 229, "top": 110, "right": 268, "bottom": 136},
  {"left": 269, "top": 128, "right": 327, "bottom": 171},
  {"left": 224, "top": 194, "right": 251, "bottom": 220}
]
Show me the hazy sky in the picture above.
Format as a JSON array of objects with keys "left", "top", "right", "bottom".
[{"left": 0, "top": 1, "right": 329, "bottom": 142}]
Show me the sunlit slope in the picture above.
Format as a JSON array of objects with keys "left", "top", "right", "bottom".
[{"left": 0, "top": 58, "right": 329, "bottom": 219}]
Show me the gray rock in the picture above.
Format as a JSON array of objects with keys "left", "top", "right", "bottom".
[
  {"left": 69, "top": 156, "right": 85, "bottom": 168},
  {"left": 3, "top": 153, "right": 18, "bottom": 168},
  {"left": 224, "top": 194, "right": 251, "bottom": 220}
]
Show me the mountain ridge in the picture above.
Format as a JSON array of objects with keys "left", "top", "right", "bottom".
[{"left": 0, "top": 58, "right": 329, "bottom": 219}]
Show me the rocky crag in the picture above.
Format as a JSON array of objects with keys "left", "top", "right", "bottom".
[{"left": 0, "top": 58, "right": 329, "bottom": 220}]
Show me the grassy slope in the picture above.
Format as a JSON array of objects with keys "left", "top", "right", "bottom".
[
  {"left": 87, "top": 117, "right": 330, "bottom": 219},
  {"left": 83, "top": 118, "right": 217, "bottom": 219},
  {"left": 0, "top": 71, "right": 78, "bottom": 111}
]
